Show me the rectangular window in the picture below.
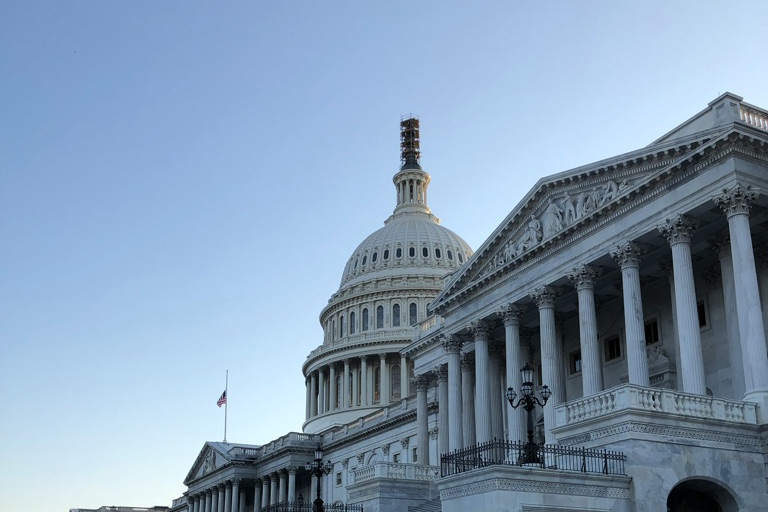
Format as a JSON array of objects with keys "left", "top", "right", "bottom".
[
  {"left": 412, "top": 447, "right": 418, "bottom": 463},
  {"left": 335, "top": 472, "right": 342, "bottom": 486},
  {"left": 644, "top": 319, "right": 660, "bottom": 345},
  {"left": 392, "top": 453, "right": 400, "bottom": 463},
  {"left": 604, "top": 335, "right": 622, "bottom": 362},
  {"left": 568, "top": 350, "right": 582, "bottom": 375}
]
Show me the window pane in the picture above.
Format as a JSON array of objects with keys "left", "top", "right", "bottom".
[
  {"left": 392, "top": 304, "right": 400, "bottom": 327},
  {"left": 376, "top": 305, "right": 384, "bottom": 328},
  {"left": 363, "top": 309, "right": 369, "bottom": 331},
  {"left": 409, "top": 303, "right": 417, "bottom": 325},
  {"left": 350, "top": 312, "right": 356, "bottom": 334}
]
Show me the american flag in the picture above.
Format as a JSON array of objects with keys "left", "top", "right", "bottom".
[{"left": 217, "top": 390, "right": 227, "bottom": 407}]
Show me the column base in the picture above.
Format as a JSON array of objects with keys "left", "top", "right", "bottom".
[{"left": 743, "top": 389, "right": 768, "bottom": 424}]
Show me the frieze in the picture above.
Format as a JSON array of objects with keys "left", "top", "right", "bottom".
[
  {"left": 476, "top": 178, "right": 635, "bottom": 280},
  {"left": 439, "top": 477, "right": 629, "bottom": 500},
  {"left": 556, "top": 420, "right": 761, "bottom": 448}
]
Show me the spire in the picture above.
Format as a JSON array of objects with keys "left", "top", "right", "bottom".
[
  {"left": 392, "top": 115, "right": 431, "bottom": 216},
  {"left": 400, "top": 115, "right": 422, "bottom": 170}
]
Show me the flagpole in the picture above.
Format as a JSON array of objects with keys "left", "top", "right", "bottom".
[{"left": 224, "top": 370, "right": 228, "bottom": 443}]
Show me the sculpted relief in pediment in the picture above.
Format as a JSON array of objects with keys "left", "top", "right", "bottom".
[
  {"left": 480, "top": 178, "right": 633, "bottom": 278},
  {"left": 202, "top": 448, "right": 217, "bottom": 475}
]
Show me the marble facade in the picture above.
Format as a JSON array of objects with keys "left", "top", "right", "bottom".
[{"left": 175, "top": 94, "right": 768, "bottom": 512}]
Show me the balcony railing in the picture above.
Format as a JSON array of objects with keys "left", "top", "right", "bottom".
[
  {"left": 440, "top": 440, "right": 626, "bottom": 477},
  {"left": 555, "top": 384, "right": 757, "bottom": 427},
  {"left": 350, "top": 462, "right": 440, "bottom": 484},
  {"left": 258, "top": 503, "right": 362, "bottom": 512},
  {"left": 740, "top": 104, "right": 768, "bottom": 131}
]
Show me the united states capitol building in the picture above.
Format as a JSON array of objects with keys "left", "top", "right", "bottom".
[{"left": 171, "top": 93, "right": 768, "bottom": 512}]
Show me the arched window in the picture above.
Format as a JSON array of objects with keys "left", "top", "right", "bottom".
[
  {"left": 362, "top": 308, "right": 369, "bottom": 331},
  {"left": 383, "top": 249, "right": 389, "bottom": 260},
  {"left": 336, "top": 374, "right": 342, "bottom": 407},
  {"left": 392, "top": 304, "right": 400, "bottom": 327},
  {"left": 372, "top": 252, "right": 378, "bottom": 263},
  {"left": 435, "top": 248, "right": 441, "bottom": 259},
  {"left": 374, "top": 365, "right": 381, "bottom": 403},
  {"left": 339, "top": 315, "right": 345, "bottom": 337},
  {"left": 422, "top": 247, "right": 428, "bottom": 258},
  {"left": 362, "top": 255, "right": 367, "bottom": 266},
  {"left": 396, "top": 248, "right": 402, "bottom": 258},
  {"left": 391, "top": 364, "right": 401, "bottom": 399},
  {"left": 409, "top": 303, "right": 417, "bottom": 325},
  {"left": 350, "top": 311, "right": 356, "bottom": 335},
  {"left": 332, "top": 319, "right": 336, "bottom": 339},
  {"left": 409, "top": 247, "right": 416, "bottom": 257},
  {"left": 458, "top": 252, "right": 464, "bottom": 263},
  {"left": 376, "top": 305, "right": 384, "bottom": 329},
  {"left": 447, "top": 250, "right": 453, "bottom": 260}
]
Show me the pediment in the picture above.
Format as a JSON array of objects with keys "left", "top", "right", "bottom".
[
  {"left": 184, "top": 442, "right": 230, "bottom": 485},
  {"left": 432, "top": 130, "right": 733, "bottom": 311}
]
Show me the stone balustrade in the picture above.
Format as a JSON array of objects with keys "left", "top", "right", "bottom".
[
  {"left": 555, "top": 384, "right": 758, "bottom": 427},
  {"left": 349, "top": 462, "right": 439, "bottom": 484},
  {"left": 229, "top": 433, "right": 323, "bottom": 459},
  {"left": 740, "top": 104, "right": 768, "bottom": 131}
]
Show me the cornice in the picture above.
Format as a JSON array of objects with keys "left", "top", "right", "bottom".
[{"left": 320, "top": 286, "right": 441, "bottom": 322}]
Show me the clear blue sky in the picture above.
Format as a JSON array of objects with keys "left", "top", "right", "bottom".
[{"left": 1, "top": 1, "right": 767, "bottom": 510}]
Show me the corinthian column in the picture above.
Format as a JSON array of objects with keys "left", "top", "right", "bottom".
[
  {"left": 413, "top": 374, "right": 431, "bottom": 465},
  {"left": 531, "top": 286, "right": 558, "bottom": 443},
  {"left": 659, "top": 215, "right": 706, "bottom": 394},
  {"left": 217, "top": 485, "right": 225, "bottom": 512},
  {"left": 461, "top": 353, "right": 476, "bottom": 447},
  {"left": 380, "top": 353, "right": 390, "bottom": 404},
  {"left": 488, "top": 342, "right": 504, "bottom": 441},
  {"left": 231, "top": 479, "right": 240, "bottom": 512},
  {"left": 611, "top": 242, "right": 650, "bottom": 387},
  {"left": 223, "top": 483, "right": 231, "bottom": 512},
  {"left": 287, "top": 466, "right": 297, "bottom": 503},
  {"left": 715, "top": 185, "right": 768, "bottom": 416},
  {"left": 278, "top": 470, "right": 287, "bottom": 503},
  {"left": 710, "top": 233, "right": 745, "bottom": 398},
  {"left": 252, "top": 481, "right": 261, "bottom": 512},
  {"left": 317, "top": 368, "right": 326, "bottom": 414},
  {"left": 499, "top": 304, "right": 525, "bottom": 443},
  {"left": 310, "top": 373, "right": 318, "bottom": 417},
  {"left": 434, "top": 364, "right": 449, "bottom": 457},
  {"left": 343, "top": 359, "right": 351, "bottom": 408},
  {"left": 470, "top": 320, "right": 493, "bottom": 443},
  {"left": 360, "top": 355, "right": 368, "bottom": 406},
  {"left": 443, "top": 336, "right": 464, "bottom": 451},
  {"left": 568, "top": 264, "right": 603, "bottom": 396},
  {"left": 269, "top": 474, "right": 278, "bottom": 506},
  {"left": 329, "top": 364, "right": 337, "bottom": 411},
  {"left": 211, "top": 486, "right": 218, "bottom": 512},
  {"left": 261, "top": 477, "right": 269, "bottom": 510}
]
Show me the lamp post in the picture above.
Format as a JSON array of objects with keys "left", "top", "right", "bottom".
[
  {"left": 505, "top": 363, "right": 552, "bottom": 464},
  {"left": 304, "top": 445, "right": 333, "bottom": 512}
]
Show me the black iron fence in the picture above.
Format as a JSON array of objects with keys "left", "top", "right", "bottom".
[
  {"left": 440, "top": 439, "right": 626, "bottom": 477},
  {"left": 258, "top": 503, "right": 362, "bottom": 512}
]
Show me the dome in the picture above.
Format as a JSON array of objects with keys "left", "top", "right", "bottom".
[{"left": 339, "top": 211, "right": 473, "bottom": 289}]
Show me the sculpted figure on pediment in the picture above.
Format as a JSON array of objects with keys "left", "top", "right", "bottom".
[
  {"left": 203, "top": 449, "right": 216, "bottom": 474},
  {"left": 562, "top": 192, "right": 577, "bottom": 225},
  {"left": 527, "top": 214, "right": 542, "bottom": 245},
  {"left": 600, "top": 180, "right": 620, "bottom": 206},
  {"left": 544, "top": 198, "right": 564, "bottom": 237},
  {"left": 584, "top": 186, "right": 601, "bottom": 214}
]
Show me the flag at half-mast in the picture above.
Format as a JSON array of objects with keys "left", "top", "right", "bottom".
[{"left": 217, "top": 390, "right": 227, "bottom": 407}]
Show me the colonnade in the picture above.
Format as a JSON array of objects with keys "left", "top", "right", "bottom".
[
  {"left": 413, "top": 184, "right": 768, "bottom": 458},
  {"left": 188, "top": 468, "right": 301, "bottom": 512},
  {"left": 306, "top": 353, "right": 411, "bottom": 420}
]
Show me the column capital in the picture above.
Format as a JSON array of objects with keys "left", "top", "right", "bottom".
[
  {"left": 412, "top": 373, "right": 431, "bottom": 390},
  {"left": 287, "top": 466, "right": 298, "bottom": 475},
  {"left": 497, "top": 303, "right": 521, "bottom": 326},
  {"left": 380, "top": 443, "right": 390, "bottom": 455},
  {"left": 379, "top": 352, "right": 388, "bottom": 361},
  {"left": 360, "top": 354, "right": 367, "bottom": 363},
  {"left": 709, "top": 231, "right": 731, "bottom": 257},
  {"left": 341, "top": 459, "right": 349, "bottom": 469},
  {"left": 356, "top": 452, "right": 365, "bottom": 464},
  {"left": 261, "top": 474, "right": 271, "bottom": 483},
  {"left": 659, "top": 214, "right": 698, "bottom": 245},
  {"left": 441, "top": 334, "right": 463, "bottom": 354},
  {"left": 530, "top": 285, "right": 557, "bottom": 309},
  {"left": 433, "top": 364, "right": 448, "bottom": 382},
  {"left": 568, "top": 264, "right": 601, "bottom": 290},
  {"left": 611, "top": 241, "right": 643, "bottom": 269},
  {"left": 428, "top": 426, "right": 439, "bottom": 439},
  {"left": 231, "top": 478, "right": 241, "bottom": 485},
  {"left": 400, "top": 436, "right": 410, "bottom": 449},
  {"left": 714, "top": 184, "right": 758, "bottom": 218},
  {"left": 468, "top": 319, "right": 492, "bottom": 340}
]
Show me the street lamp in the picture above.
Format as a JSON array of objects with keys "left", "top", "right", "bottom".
[
  {"left": 505, "top": 363, "right": 552, "bottom": 465},
  {"left": 304, "top": 445, "right": 333, "bottom": 512}
]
